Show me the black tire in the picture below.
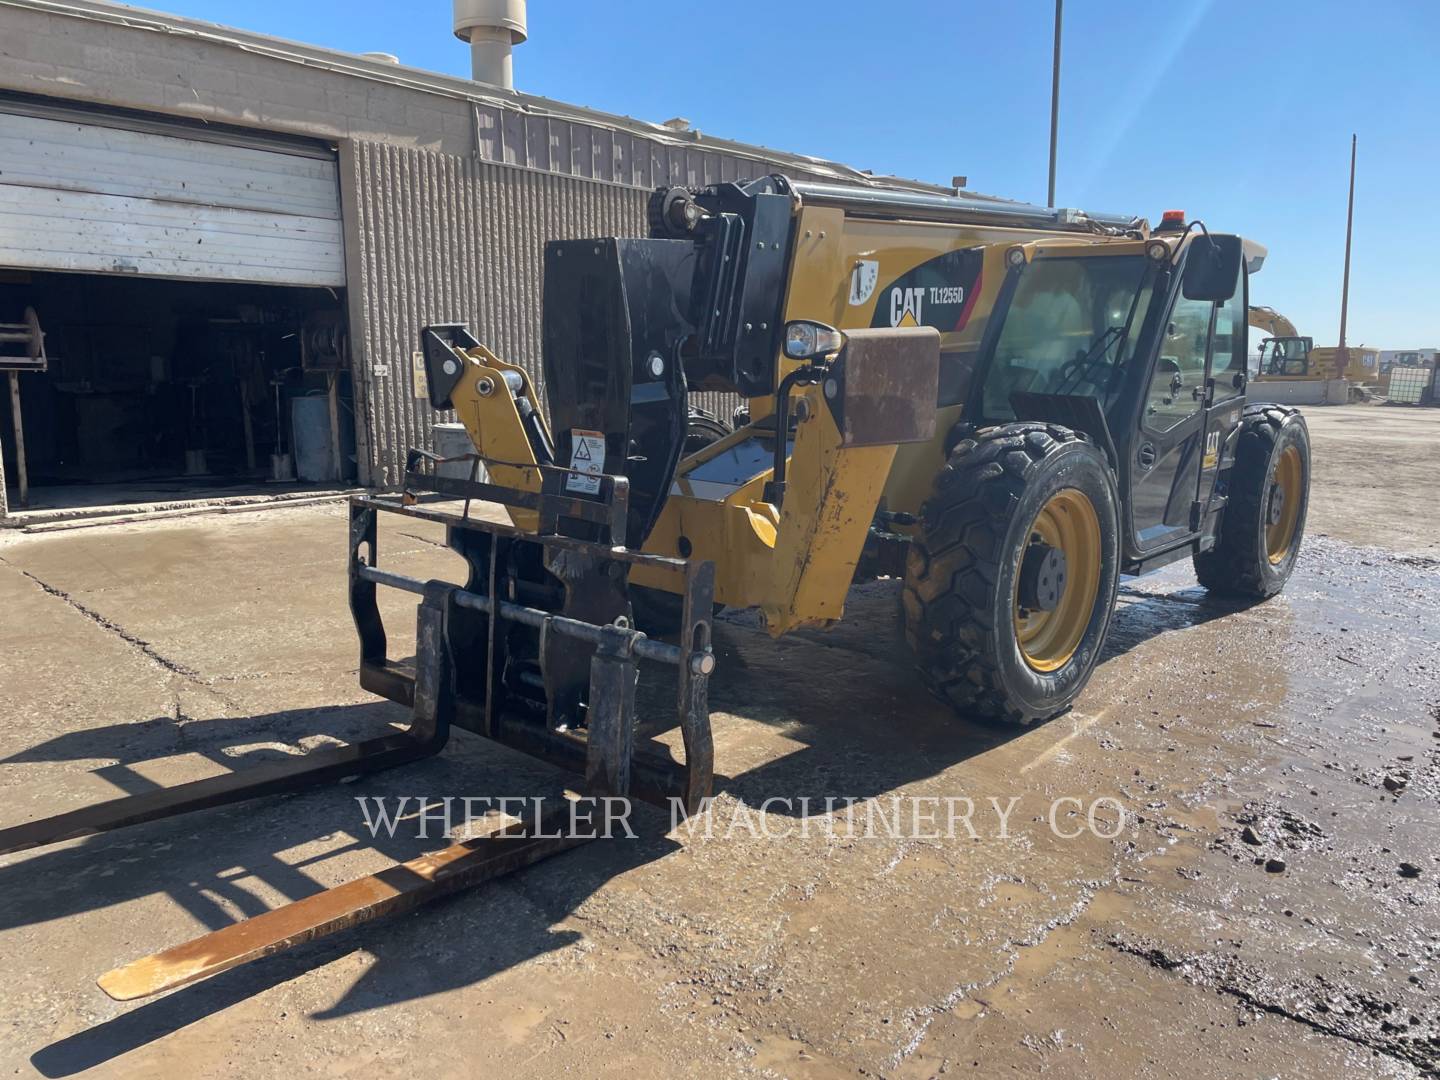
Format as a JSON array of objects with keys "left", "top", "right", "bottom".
[
  {"left": 1194, "top": 403, "right": 1310, "bottom": 599},
  {"left": 683, "top": 411, "right": 731, "bottom": 456},
  {"left": 903, "top": 423, "right": 1121, "bottom": 726},
  {"left": 631, "top": 411, "right": 730, "bottom": 636}
]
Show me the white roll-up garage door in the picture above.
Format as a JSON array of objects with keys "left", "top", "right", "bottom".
[{"left": 0, "top": 103, "right": 345, "bottom": 286}]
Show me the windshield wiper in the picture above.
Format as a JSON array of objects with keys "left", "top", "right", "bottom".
[
  {"left": 1057, "top": 267, "right": 1153, "bottom": 396},
  {"left": 1056, "top": 324, "right": 1124, "bottom": 394}
]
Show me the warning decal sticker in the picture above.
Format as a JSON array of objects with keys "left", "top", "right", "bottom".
[
  {"left": 848, "top": 259, "right": 879, "bottom": 306},
  {"left": 566, "top": 429, "right": 606, "bottom": 495}
]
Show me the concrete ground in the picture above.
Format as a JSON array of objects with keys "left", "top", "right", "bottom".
[
  {"left": 1302, "top": 404, "right": 1440, "bottom": 555},
  {"left": 0, "top": 402, "right": 1436, "bottom": 1078}
]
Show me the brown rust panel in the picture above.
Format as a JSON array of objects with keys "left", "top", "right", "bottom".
[{"left": 827, "top": 326, "right": 941, "bottom": 448}]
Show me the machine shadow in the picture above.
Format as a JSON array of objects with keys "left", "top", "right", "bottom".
[
  {"left": 29, "top": 814, "right": 676, "bottom": 1078},
  {"left": 11, "top": 708, "right": 675, "bottom": 1075},
  {"left": 0, "top": 701, "right": 404, "bottom": 771},
  {"left": 0, "top": 706, "right": 556, "bottom": 935},
  {"left": 17, "top": 569, "right": 1247, "bottom": 1071}
]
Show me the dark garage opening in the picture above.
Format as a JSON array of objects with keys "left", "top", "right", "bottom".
[{"left": 0, "top": 270, "right": 355, "bottom": 514}]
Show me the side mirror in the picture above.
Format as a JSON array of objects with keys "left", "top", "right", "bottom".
[
  {"left": 782, "top": 320, "right": 846, "bottom": 363},
  {"left": 1181, "top": 233, "right": 1242, "bottom": 302}
]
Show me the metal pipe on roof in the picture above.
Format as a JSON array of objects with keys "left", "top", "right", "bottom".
[
  {"left": 453, "top": 0, "right": 527, "bottom": 89},
  {"left": 787, "top": 179, "right": 1142, "bottom": 233}
]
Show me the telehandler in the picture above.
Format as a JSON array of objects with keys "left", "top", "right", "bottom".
[{"left": 0, "top": 177, "right": 1310, "bottom": 998}]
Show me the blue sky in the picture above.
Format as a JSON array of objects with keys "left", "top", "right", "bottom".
[{"left": 149, "top": 0, "right": 1438, "bottom": 348}]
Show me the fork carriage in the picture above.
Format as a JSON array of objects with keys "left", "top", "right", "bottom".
[{"left": 351, "top": 449, "right": 717, "bottom": 814}]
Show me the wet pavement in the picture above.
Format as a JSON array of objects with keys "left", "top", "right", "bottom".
[{"left": 0, "top": 404, "right": 1436, "bottom": 1078}]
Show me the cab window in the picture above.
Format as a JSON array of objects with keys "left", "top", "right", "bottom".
[
  {"left": 980, "top": 255, "right": 1152, "bottom": 421},
  {"left": 1144, "top": 294, "right": 1212, "bottom": 432}
]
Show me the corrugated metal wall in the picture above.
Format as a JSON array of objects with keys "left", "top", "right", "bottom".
[
  {"left": 0, "top": 108, "right": 345, "bottom": 285},
  {"left": 346, "top": 139, "right": 742, "bottom": 486},
  {"left": 467, "top": 101, "right": 820, "bottom": 192}
]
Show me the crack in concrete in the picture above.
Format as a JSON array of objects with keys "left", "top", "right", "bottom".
[
  {"left": 1108, "top": 936, "right": 1438, "bottom": 1073},
  {"left": 886, "top": 879, "right": 1105, "bottom": 1070},
  {"left": 2, "top": 558, "right": 199, "bottom": 677}
]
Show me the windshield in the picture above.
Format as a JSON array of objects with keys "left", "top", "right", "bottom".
[{"left": 981, "top": 255, "right": 1153, "bottom": 420}]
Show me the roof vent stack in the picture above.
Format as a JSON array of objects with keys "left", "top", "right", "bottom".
[{"left": 453, "top": 0, "right": 527, "bottom": 89}]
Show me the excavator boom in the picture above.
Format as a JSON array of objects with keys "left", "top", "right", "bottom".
[{"left": 1248, "top": 304, "right": 1300, "bottom": 338}]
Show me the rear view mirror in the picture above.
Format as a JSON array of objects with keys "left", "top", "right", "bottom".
[{"left": 1182, "top": 233, "right": 1242, "bottom": 302}]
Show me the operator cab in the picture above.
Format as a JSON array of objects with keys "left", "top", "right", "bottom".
[
  {"left": 1258, "top": 335, "right": 1314, "bottom": 376},
  {"left": 970, "top": 225, "right": 1262, "bottom": 573}
]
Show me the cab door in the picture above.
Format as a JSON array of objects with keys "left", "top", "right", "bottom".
[
  {"left": 1194, "top": 262, "right": 1249, "bottom": 522},
  {"left": 1129, "top": 290, "right": 1215, "bottom": 552}
]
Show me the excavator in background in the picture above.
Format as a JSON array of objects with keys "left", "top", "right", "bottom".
[
  {"left": 1248, "top": 305, "right": 1377, "bottom": 400},
  {"left": 1248, "top": 305, "right": 1313, "bottom": 376}
]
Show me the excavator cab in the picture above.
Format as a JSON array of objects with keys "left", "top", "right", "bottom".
[{"left": 1259, "top": 335, "right": 1314, "bottom": 376}]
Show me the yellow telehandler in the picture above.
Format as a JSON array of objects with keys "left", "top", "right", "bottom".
[{"left": 0, "top": 178, "right": 1310, "bottom": 998}]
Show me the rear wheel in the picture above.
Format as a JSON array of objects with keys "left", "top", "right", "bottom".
[
  {"left": 1194, "top": 404, "right": 1310, "bottom": 598},
  {"left": 903, "top": 423, "right": 1121, "bottom": 725}
]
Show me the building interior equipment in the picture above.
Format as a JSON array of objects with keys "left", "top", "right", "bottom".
[{"left": 0, "top": 270, "right": 353, "bottom": 511}]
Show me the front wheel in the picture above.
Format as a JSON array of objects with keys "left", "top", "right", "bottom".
[
  {"left": 1194, "top": 404, "right": 1310, "bottom": 598},
  {"left": 902, "top": 423, "right": 1121, "bottom": 726}
]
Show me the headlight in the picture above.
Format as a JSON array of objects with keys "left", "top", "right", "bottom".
[
  {"left": 783, "top": 320, "right": 845, "bottom": 361},
  {"left": 1146, "top": 240, "right": 1171, "bottom": 262},
  {"left": 1005, "top": 246, "right": 1028, "bottom": 269}
]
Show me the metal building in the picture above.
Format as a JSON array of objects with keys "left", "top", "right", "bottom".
[{"left": 0, "top": 0, "right": 945, "bottom": 518}]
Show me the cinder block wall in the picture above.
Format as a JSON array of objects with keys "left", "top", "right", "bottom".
[{"left": 1, "top": 0, "right": 809, "bottom": 484}]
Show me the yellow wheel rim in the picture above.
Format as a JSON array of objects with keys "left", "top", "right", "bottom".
[
  {"left": 1014, "top": 489, "right": 1103, "bottom": 673},
  {"left": 1265, "top": 444, "right": 1303, "bottom": 565}
]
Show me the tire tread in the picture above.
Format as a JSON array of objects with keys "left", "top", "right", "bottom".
[
  {"left": 902, "top": 422, "right": 1094, "bottom": 726},
  {"left": 1193, "top": 403, "right": 1305, "bottom": 598}
]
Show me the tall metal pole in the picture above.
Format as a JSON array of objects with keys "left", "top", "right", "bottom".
[
  {"left": 1336, "top": 133, "right": 1357, "bottom": 378},
  {"left": 1047, "top": 0, "right": 1063, "bottom": 207}
]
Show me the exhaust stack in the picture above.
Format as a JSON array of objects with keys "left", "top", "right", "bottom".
[{"left": 453, "top": 0, "right": 527, "bottom": 89}]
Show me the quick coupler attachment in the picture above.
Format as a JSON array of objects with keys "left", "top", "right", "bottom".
[
  {"left": 350, "top": 493, "right": 716, "bottom": 816},
  {"left": 1, "top": 461, "right": 719, "bottom": 1000},
  {"left": 88, "top": 493, "right": 716, "bottom": 1002}
]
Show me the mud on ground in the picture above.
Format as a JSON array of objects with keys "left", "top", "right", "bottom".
[{"left": 0, "top": 403, "right": 1437, "bottom": 1078}]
